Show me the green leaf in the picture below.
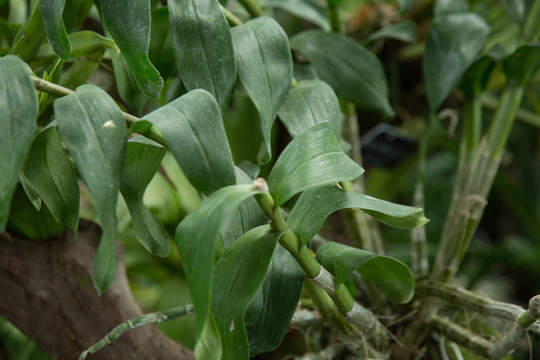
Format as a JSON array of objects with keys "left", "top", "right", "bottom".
[
  {"left": 100, "top": 0, "right": 163, "bottom": 98},
  {"left": 459, "top": 51, "right": 499, "bottom": 99},
  {"left": 316, "top": 242, "right": 415, "bottom": 303},
  {"left": 54, "top": 84, "right": 127, "bottom": 294},
  {"left": 288, "top": 185, "right": 428, "bottom": 246},
  {"left": 267, "top": 122, "right": 364, "bottom": 207},
  {"left": 0, "top": 55, "right": 38, "bottom": 231},
  {"left": 149, "top": 7, "right": 175, "bottom": 78},
  {"left": 9, "top": 1, "right": 45, "bottom": 61},
  {"left": 120, "top": 137, "right": 169, "bottom": 257},
  {"left": 21, "top": 125, "right": 79, "bottom": 233},
  {"left": 365, "top": 20, "right": 417, "bottom": 44},
  {"left": 108, "top": 41, "right": 148, "bottom": 115},
  {"left": 503, "top": 43, "right": 540, "bottom": 86},
  {"left": 232, "top": 16, "right": 293, "bottom": 164},
  {"left": 212, "top": 225, "right": 281, "bottom": 360},
  {"left": 266, "top": 0, "right": 330, "bottom": 31},
  {"left": 131, "top": 89, "right": 236, "bottom": 195},
  {"left": 195, "top": 315, "right": 223, "bottom": 360},
  {"left": 434, "top": 0, "right": 469, "bottom": 16},
  {"left": 246, "top": 245, "right": 304, "bottom": 355},
  {"left": 290, "top": 30, "right": 394, "bottom": 117},
  {"left": 168, "top": 0, "right": 236, "bottom": 113},
  {"left": 175, "top": 185, "right": 259, "bottom": 340},
  {"left": 220, "top": 167, "right": 267, "bottom": 248},
  {"left": 40, "top": 0, "right": 71, "bottom": 61},
  {"left": 278, "top": 79, "right": 342, "bottom": 140},
  {"left": 424, "top": 13, "right": 490, "bottom": 112}
]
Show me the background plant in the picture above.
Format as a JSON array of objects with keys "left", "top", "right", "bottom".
[{"left": 1, "top": 0, "right": 540, "bottom": 359}]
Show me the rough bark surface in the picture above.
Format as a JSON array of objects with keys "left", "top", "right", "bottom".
[{"left": 0, "top": 220, "right": 195, "bottom": 360}]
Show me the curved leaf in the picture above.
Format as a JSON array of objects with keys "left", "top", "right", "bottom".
[
  {"left": 459, "top": 51, "right": 500, "bottom": 99},
  {"left": 290, "top": 30, "right": 394, "bottom": 117},
  {"left": 232, "top": 16, "right": 293, "bottom": 164},
  {"left": 100, "top": 0, "right": 163, "bottom": 98},
  {"left": 175, "top": 185, "right": 259, "bottom": 340},
  {"left": 503, "top": 43, "right": 540, "bottom": 86},
  {"left": 0, "top": 55, "right": 38, "bottom": 231},
  {"left": 365, "top": 20, "right": 417, "bottom": 44},
  {"left": 246, "top": 245, "right": 304, "bottom": 355},
  {"left": 131, "top": 89, "right": 236, "bottom": 195},
  {"left": 149, "top": 7, "right": 175, "bottom": 78},
  {"left": 424, "top": 13, "right": 490, "bottom": 112},
  {"left": 220, "top": 167, "right": 266, "bottom": 248},
  {"left": 212, "top": 225, "right": 281, "bottom": 360},
  {"left": 267, "top": 0, "right": 330, "bottom": 31},
  {"left": 38, "top": 31, "right": 117, "bottom": 59},
  {"left": 267, "top": 122, "right": 364, "bottom": 206},
  {"left": 120, "top": 137, "right": 169, "bottom": 257},
  {"left": 278, "top": 79, "right": 342, "bottom": 140},
  {"left": 55, "top": 84, "right": 127, "bottom": 294},
  {"left": 21, "top": 125, "right": 79, "bottom": 233},
  {"left": 40, "top": 0, "right": 71, "bottom": 61},
  {"left": 168, "top": 0, "right": 236, "bottom": 112},
  {"left": 288, "top": 185, "right": 428, "bottom": 245},
  {"left": 316, "top": 242, "right": 415, "bottom": 303}
]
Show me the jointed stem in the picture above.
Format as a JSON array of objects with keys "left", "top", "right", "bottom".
[{"left": 78, "top": 305, "right": 194, "bottom": 359}]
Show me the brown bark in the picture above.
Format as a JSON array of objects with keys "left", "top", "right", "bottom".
[{"left": 0, "top": 220, "right": 195, "bottom": 360}]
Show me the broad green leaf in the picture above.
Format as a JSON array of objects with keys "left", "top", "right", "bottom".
[
  {"left": 267, "top": 0, "right": 330, "bottom": 31},
  {"left": 100, "top": 0, "right": 163, "bottom": 98},
  {"left": 55, "top": 84, "right": 127, "bottom": 294},
  {"left": 503, "top": 43, "right": 540, "bottom": 86},
  {"left": 267, "top": 122, "right": 364, "bottom": 207},
  {"left": 278, "top": 80, "right": 342, "bottom": 141},
  {"left": 108, "top": 42, "right": 148, "bottom": 115},
  {"left": 459, "top": 52, "right": 499, "bottom": 99},
  {"left": 37, "top": 31, "right": 117, "bottom": 59},
  {"left": 175, "top": 185, "right": 259, "bottom": 339},
  {"left": 7, "top": 185, "right": 65, "bottom": 240},
  {"left": 195, "top": 315, "right": 222, "bottom": 360},
  {"left": 232, "top": 16, "right": 293, "bottom": 164},
  {"left": 120, "top": 137, "right": 169, "bottom": 257},
  {"left": 365, "top": 20, "right": 417, "bottom": 44},
  {"left": 131, "top": 89, "right": 236, "bottom": 194},
  {"left": 424, "top": 13, "right": 490, "bottom": 112},
  {"left": 290, "top": 30, "right": 394, "bottom": 117},
  {"left": 434, "top": 0, "right": 468, "bottom": 16},
  {"left": 288, "top": 185, "right": 428, "bottom": 246},
  {"left": 316, "top": 242, "right": 415, "bottom": 303},
  {"left": 212, "top": 225, "right": 281, "bottom": 360},
  {"left": 9, "top": 1, "right": 45, "bottom": 61},
  {"left": 246, "top": 245, "right": 304, "bottom": 355},
  {"left": 220, "top": 167, "right": 266, "bottom": 248},
  {"left": 40, "top": 0, "right": 71, "bottom": 61},
  {"left": 168, "top": 0, "right": 236, "bottom": 112},
  {"left": 149, "top": 7, "right": 175, "bottom": 78},
  {"left": 21, "top": 126, "right": 79, "bottom": 233},
  {"left": 0, "top": 55, "right": 38, "bottom": 231}
]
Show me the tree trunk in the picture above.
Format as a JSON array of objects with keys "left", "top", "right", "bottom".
[{"left": 0, "top": 220, "right": 195, "bottom": 360}]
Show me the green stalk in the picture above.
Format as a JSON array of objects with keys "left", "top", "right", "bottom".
[
  {"left": 303, "top": 280, "right": 352, "bottom": 331},
  {"left": 488, "top": 296, "right": 540, "bottom": 359},
  {"left": 78, "top": 305, "right": 194, "bottom": 359},
  {"left": 253, "top": 180, "right": 386, "bottom": 339},
  {"left": 428, "top": 315, "right": 491, "bottom": 358},
  {"left": 327, "top": 0, "right": 341, "bottom": 33},
  {"left": 522, "top": 0, "right": 540, "bottom": 43},
  {"left": 238, "top": 0, "right": 264, "bottom": 18},
  {"left": 482, "top": 93, "right": 540, "bottom": 129},
  {"left": 221, "top": 5, "right": 243, "bottom": 27}
]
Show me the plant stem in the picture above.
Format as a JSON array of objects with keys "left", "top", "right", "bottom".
[
  {"left": 238, "top": 0, "right": 264, "bottom": 18},
  {"left": 428, "top": 314, "right": 491, "bottom": 358},
  {"left": 78, "top": 305, "right": 194, "bottom": 360},
  {"left": 482, "top": 93, "right": 540, "bottom": 129},
  {"left": 31, "top": 76, "right": 168, "bottom": 147},
  {"left": 221, "top": 5, "right": 243, "bottom": 27},
  {"left": 253, "top": 179, "right": 386, "bottom": 340},
  {"left": 488, "top": 295, "right": 540, "bottom": 358}
]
